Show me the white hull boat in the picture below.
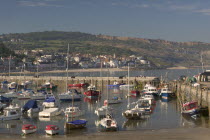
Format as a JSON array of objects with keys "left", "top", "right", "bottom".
[
  {"left": 0, "top": 110, "right": 20, "bottom": 121},
  {"left": 39, "top": 108, "right": 62, "bottom": 117}
]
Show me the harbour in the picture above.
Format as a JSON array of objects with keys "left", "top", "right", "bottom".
[{"left": 0, "top": 68, "right": 210, "bottom": 139}]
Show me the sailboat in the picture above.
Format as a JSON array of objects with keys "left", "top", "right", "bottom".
[
  {"left": 98, "top": 69, "right": 118, "bottom": 131},
  {"left": 123, "top": 63, "right": 144, "bottom": 120},
  {"left": 58, "top": 44, "right": 82, "bottom": 101},
  {"left": 64, "top": 44, "right": 87, "bottom": 130}
]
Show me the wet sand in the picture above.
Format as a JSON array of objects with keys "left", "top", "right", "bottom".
[{"left": 1, "top": 128, "right": 210, "bottom": 140}]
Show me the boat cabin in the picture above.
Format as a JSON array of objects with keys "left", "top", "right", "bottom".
[{"left": 183, "top": 101, "right": 198, "bottom": 111}]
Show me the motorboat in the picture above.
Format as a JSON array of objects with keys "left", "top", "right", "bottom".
[
  {"left": 2, "top": 91, "right": 17, "bottom": 99},
  {"left": 42, "top": 96, "right": 58, "bottom": 108},
  {"left": 4, "top": 104, "right": 20, "bottom": 111},
  {"left": 95, "top": 105, "right": 113, "bottom": 117},
  {"left": 159, "top": 86, "right": 175, "bottom": 102},
  {"left": 58, "top": 89, "right": 82, "bottom": 101},
  {"left": 104, "top": 96, "right": 122, "bottom": 105},
  {"left": 17, "top": 89, "right": 34, "bottom": 100},
  {"left": 0, "top": 102, "right": 6, "bottom": 111},
  {"left": 22, "top": 100, "right": 40, "bottom": 115},
  {"left": 134, "top": 100, "right": 153, "bottom": 114},
  {"left": 84, "top": 85, "right": 101, "bottom": 99},
  {"left": 122, "top": 108, "right": 144, "bottom": 120},
  {"left": 39, "top": 81, "right": 58, "bottom": 90},
  {"left": 45, "top": 125, "right": 59, "bottom": 135},
  {"left": 119, "top": 84, "right": 134, "bottom": 90},
  {"left": 140, "top": 94, "right": 155, "bottom": 105},
  {"left": 39, "top": 107, "right": 62, "bottom": 117},
  {"left": 31, "top": 90, "right": 47, "bottom": 100},
  {"left": 182, "top": 101, "right": 200, "bottom": 119},
  {"left": 8, "top": 82, "right": 17, "bottom": 90},
  {"left": 99, "top": 114, "right": 118, "bottom": 131},
  {"left": 144, "top": 86, "right": 159, "bottom": 97},
  {"left": 65, "top": 119, "right": 87, "bottom": 130},
  {"left": 0, "top": 95, "right": 12, "bottom": 103},
  {"left": 64, "top": 106, "right": 84, "bottom": 117},
  {"left": 0, "top": 109, "right": 20, "bottom": 121},
  {"left": 22, "top": 124, "right": 37, "bottom": 135},
  {"left": 130, "top": 90, "right": 140, "bottom": 97}
]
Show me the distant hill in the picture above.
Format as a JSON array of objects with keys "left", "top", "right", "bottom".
[{"left": 1, "top": 31, "right": 210, "bottom": 67}]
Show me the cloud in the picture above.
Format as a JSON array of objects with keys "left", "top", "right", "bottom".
[
  {"left": 111, "top": 2, "right": 149, "bottom": 9},
  {"left": 18, "top": 0, "right": 64, "bottom": 7},
  {"left": 169, "top": 5, "right": 197, "bottom": 11},
  {"left": 195, "top": 9, "right": 210, "bottom": 15}
]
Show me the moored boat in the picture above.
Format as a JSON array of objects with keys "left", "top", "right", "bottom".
[
  {"left": 64, "top": 106, "right": 84, "bottom": 117},
  {"left": 68, "top": 83, "right": 88, "bottom": 88},
  {"left": 99, "top": 114, "right": 118, "bottom": 131},
  {"left": 45, "top": 125, "right": 59, "bottom": 135},
  {"left": 22, "top": 124, "right": 37, "bottom": 135},
  {"left": 182, "top": 101, "right": 200, "bottom": 119},
  {"left": 0, "top": 109, "right": 20, "bottom": 121},
  {"left": 65, "top": 119, "right": 87, "bottom": 129}
]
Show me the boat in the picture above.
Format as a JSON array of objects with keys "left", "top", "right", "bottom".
[
  {"left": 119, "top": 84, "right": 134, "bottom": 90},
  {"left": 144, "top": 86, "right": 159, "bottom": 97},
  {"left": 84, "top": 85, "right": 101, "bottom": 99},
  {"left": 65, "top": 119, "right": 87, "bottom": 129},
  {"left": 104, "top": 96, "right": 122, "bottom": 105},
  {"left": 45, "top": 125, "right": 59, "bottom": 135},
  {"left": 0, "top": 102, "right": 6, "bottom": 111},
  {"left": 17, "top": 89, "right": 34, "bottom": 100},
  {"left": 42, "top": 95, "right": 58, "bottom": 108},
  {"left": 107, "top": 81, "right": 125, "bottom": 89},
  {"left": 140, "top": 94, "right": 155, "bottom": 105},
  {"left": 95, "top": 105, "right": 113, "bottom": 117},
  {"left": 31, "top": 90, "right": 47, "bottom": 100},
  {"left": 64, "top": 44, "right": 88, "bottom": 130},
  {"left": 2, "top": 91, "right": 17, "bottom": 99},
  {"left": 159, "top": 85, "right": 174, "bottom": 102},
  {"left": 22, "top": 124, "right": 37, "bottom": 135},
  {"left": 4, "top": 104, "right": 20, "bottom": 111},
  {"left": 64, "top": 106, "right": 84, "bottom": 117},
  {"left": 122, "top": 63, "right": 144, "bottom": 120},
  {"left": 39, "top": 107, "right": 62, "bottom": 117},
  {"left": 122, "top": 108, "right": 144, "bottom": 120},
  {"left": 39, "top": 81, "right": 58, "bottom": 90},
  {"left": 0, "top": 95, "right": 12, "bottom": 103},
  {"left": 0, "top": 109, "right": 20, "bottom": 121},
  {"left": 142, "top": 83, "right": 152, "bottom": 93},
  {"left": 130, "top": 90, "right": 140, "bottom": 97},
  {"left": 58, "top": 89, "right": 82, "bottom": 102},
  {"left": 8, "top": 82, "right": 17, "bottom": 90},
  {"left": 99, "top": 114, "right": 118, "bottom": 131},
  {"left": 134, "top": 99, "right": 153, "bottom": 114},
  {"left": 21, "top": 100, "right": 40, "bottom": 115},
  {"left": 181, "top": 101, "right": 200, "bottom": 119},
  {"left": 68, "top": 83, "right": 88, "bottom": 88}
]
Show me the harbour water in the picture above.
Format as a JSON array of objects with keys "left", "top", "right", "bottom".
[{"left": 0, "top": 68, "right": 210, "bottom": 138}]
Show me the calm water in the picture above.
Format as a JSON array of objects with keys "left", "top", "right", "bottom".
[{"left": 1, "top": 68, "right": 210, "bottom": 137}]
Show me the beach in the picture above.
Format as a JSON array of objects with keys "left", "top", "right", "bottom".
[{"left": 1, "top": 127, "right": 210, "bottom": 140}]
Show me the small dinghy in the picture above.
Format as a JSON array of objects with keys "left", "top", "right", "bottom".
[
  {"left": 65, "top": 119, "right": 87, "bottom": 130},
  {"left": 22, "top": 124, "right": 37, "bottom": 135},
  {"left": 45, "top": 125, "right": 59, "bottom": 135}
]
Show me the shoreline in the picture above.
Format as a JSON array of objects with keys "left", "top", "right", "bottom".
[{"left": 1, "top": 127, "right": 210, "bottom": 140}]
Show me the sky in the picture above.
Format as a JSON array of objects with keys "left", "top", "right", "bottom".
[{"left": 1, "top": 0, "right": 210, "bottom": 42}]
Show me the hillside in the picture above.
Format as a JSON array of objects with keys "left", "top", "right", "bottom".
[{"left": 1, "top": 31, "right": 210, "bottom": 67}]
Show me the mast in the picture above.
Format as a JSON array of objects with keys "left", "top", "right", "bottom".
[
  {"left": 200, "top": 51, "right": 204, "bottom": 72},
  {"left": 9, "top": 55, "right": 11, "bottom": 77},
  {"left": 66, "top": 44, "right": 69, "bottom": 93},
  {"left": 127, "top": 63, "right": 130, "bottom": 109}
]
